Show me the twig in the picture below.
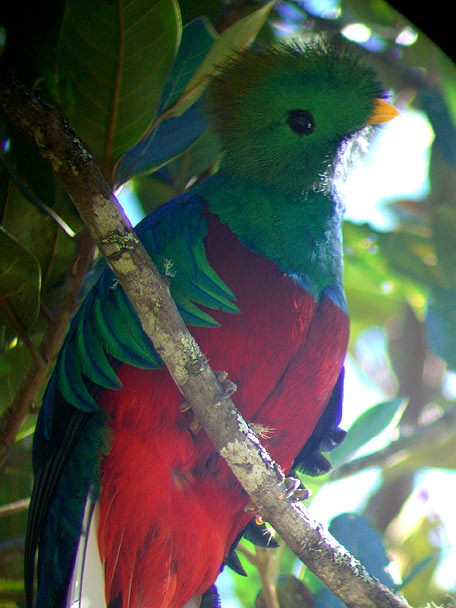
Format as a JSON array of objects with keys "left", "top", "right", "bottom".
[
  {"left": 264, "top": 546, "right": 284, "bottom": 608},
  {"left": 331, "top": 405, "right": 456, "bottom": 481},
  {"left": 0, "top": 70, "right": 412, "bottom": 608},
  {"left": 254, "top": 547, "right": 281, "bottom": 608},
  {"left": 0, "top": 498, "right": 30, "bottom": 517},
  {"left": 236, "top": 544, "right": 281, "bottom": 608}
]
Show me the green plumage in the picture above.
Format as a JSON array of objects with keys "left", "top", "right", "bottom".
[
  {"left": 43, "top": 195, "right": 237, "bottom": 429},
  {"left": 206, "top": 38, "right": 383, "bottom": 191},
  {"left": 197, "top": 173, "right": 345, "bottom": 303},
  {"left": 197, "top": 37, "right": 384, "bottom": 302}
]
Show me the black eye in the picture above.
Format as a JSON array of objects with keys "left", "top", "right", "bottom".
[{"left": 287, "top": 109, "right": 315, "bottom": 135}]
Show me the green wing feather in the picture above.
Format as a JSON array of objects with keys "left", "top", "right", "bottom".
[{"left": 41, "top": 192, "right": 238, "bottom": 438}]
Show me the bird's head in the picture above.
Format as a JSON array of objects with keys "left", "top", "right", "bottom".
[{"left": 206, "top": 36, "right": 398, "bottom": 193}]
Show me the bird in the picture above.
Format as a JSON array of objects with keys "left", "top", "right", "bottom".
[{"left": 24, "top": 36, "right": 398, "bottom": 608}]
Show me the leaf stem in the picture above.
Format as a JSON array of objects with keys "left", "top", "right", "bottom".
[
  {"left": 331, "top": 404, "right": 456, "bottom": 481},
  {"left": 255, "top": 547, "right": 281, "bottom": 608}
]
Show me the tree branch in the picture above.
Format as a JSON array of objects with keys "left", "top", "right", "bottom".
[
  {"left": 331, "top": 405, "right": 456, "bottom": 481},
  {"left": 0, "top": 71, "right": 411, "bottom": 608},
  {"left": 0, "top": 497, "right": 30, "bottom": 517}
]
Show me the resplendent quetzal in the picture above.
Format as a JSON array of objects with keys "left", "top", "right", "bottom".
[{"left": 24, "top": 37, "right": 398, "bottom": 608}]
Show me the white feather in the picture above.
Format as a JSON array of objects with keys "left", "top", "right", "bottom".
[{"left": 66, "top": 498, "right": 107, "bottom": 608}]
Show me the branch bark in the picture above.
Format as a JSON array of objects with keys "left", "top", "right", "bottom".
[{"left": 0, "top": 71, "right": 412, "bottom": 608}]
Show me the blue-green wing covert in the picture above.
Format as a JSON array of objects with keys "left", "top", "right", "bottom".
[{"left": 41, "top": 192, "right": 239, "bottom": 439}]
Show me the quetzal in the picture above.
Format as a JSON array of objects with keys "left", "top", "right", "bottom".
[{"left": 24, "top": 37, "right": 397, "bottom": 608}]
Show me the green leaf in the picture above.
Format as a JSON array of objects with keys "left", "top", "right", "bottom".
[
  {"left": 170, "top": 127, "right": 221, "bottom": 179},
  {"left": 0, "top": 228, "right": 40, "bottom": 330},
  {"left": 0, "top": 185, "right": 76, "bottom": 313},
  {"left": 113, "top": 101, "right": 209, "bottom": 185},
  {"left": 162, "top": 2, "right": 274, "bottom": 120},
  {"left": 438, "top": 52, "right": 456, "bottom": 128},
  {"left": 331, "top": 514, "right": 394, "bottom": 587},
  {"left": 15, "top": 412, "right": 39, "bottom": 442},
  {"left": 56, "top": 0, "right": 181, "bottom": 178},
  {"left": 114, "top": 3, "right": 271, "bottom": 185},
  {"left": 131, "top": 125, "right": 221, "bottom": 197},
  {"left": 157, "top": 17, "right": 217, "bottom": 114},
  {"left": 0, "top": 343, "right": 32, "bottom": 416},
  {"left": 393, "top": 513, "right": 441, "bottom": 605},
  {"left": 330, "top": 397, "right": 407, "bottom": 467},
  {"left": 395, "top": 552, "right": 439, "bottom": 591},
  {"left": 112, "top": 17, "right": 219, "bottom": 185}
]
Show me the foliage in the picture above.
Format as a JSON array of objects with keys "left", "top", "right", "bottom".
[{"left": 1, "top": 1, "right": 456, "bottom": 607}]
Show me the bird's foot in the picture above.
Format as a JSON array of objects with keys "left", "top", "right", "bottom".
[
  {"left": 189, "top": 417, "right": 202, "bottom": 434},
  {"left": 179, "top": 402, "right": 202, "bottom": 433},
  {"left": 245, "top": 501, "right": 264, "bottom": 525},
  {"left": 215, "top": 370, "right": 237, "bottom": 399},
  {"left": 244, "top": 477, "right": 310, "bottom": 525},
  {"left": 179, "top": 371, "right": 237, "bottom": 435},
  {"left": 179, "top": 371, "right": 236, "bottom": 413},
  {"left": 279, "top": 476, "right": 311, "bottom": 501},
  {"left": 179, "top": 401, "right": 201, "bottom": 433}
]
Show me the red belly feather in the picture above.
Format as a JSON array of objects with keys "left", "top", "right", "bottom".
[{"left": 98, "top": 215, "right": 349, "bottom": 608}]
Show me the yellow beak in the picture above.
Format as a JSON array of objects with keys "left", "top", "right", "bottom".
[{"left": 366, "top": 98, "right": 399, "bottom": 125}]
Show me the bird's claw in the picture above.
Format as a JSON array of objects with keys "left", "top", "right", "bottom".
[
  {"left": 189, "top": 417, "right": 201, "bottom": 434},
  {"left": 221, "top": 379, "right": 237, "bottom": 398},
  {"left": 279, "top": 476, "right": 311, "bottom": 501},
  {"left": 180, "top": 370, "right": 236, "bottom": 435},
  {"left": 214, "top": 370, "right": 228, "bottom": 382},
  {"left": 179, "top": 402, "right": 201, "bottom": 434},
  {"left": 245, "top": 501, "right": 264, "bottom": 525},
  {"left": 215, "top": 370, "right": 237, "bottom": 399},
  {"left": 182, "top": 371, "right": 236, "bottom": 414}
]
